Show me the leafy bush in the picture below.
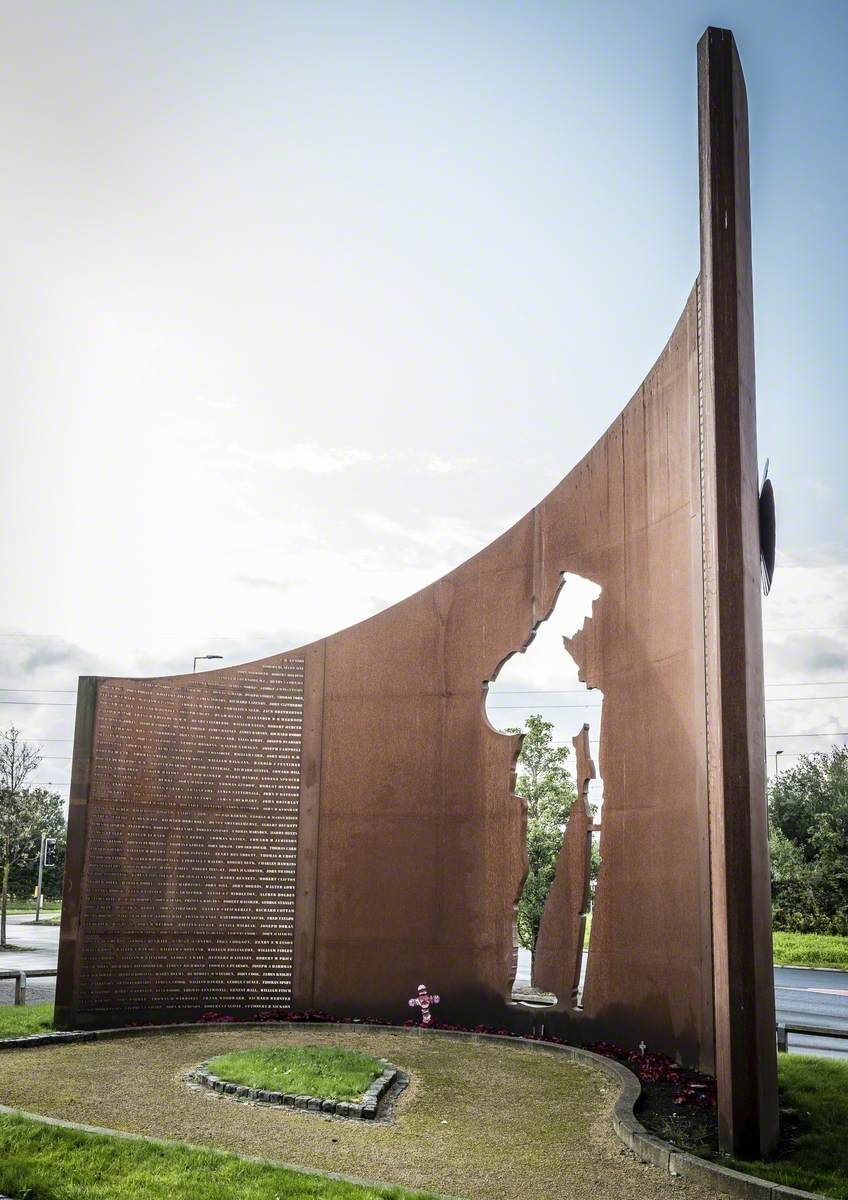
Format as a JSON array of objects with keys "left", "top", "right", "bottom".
[{"left": 769, "top": 748, "right": 848, "bottom": 936}]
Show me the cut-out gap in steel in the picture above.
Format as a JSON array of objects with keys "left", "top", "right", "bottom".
[
  {"left": 484, "top": 573, "right": 602, "bottom": 1004},
  {"left": 574, "top": 824, "right": 602, "bottom": 1010}
]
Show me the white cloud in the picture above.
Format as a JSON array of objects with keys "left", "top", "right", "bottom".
[
  {"left": 421, "top": 455, "right": 481, "bottom": 475},
  {"left": 237, "top": 443, "right": 386, "bottom": 475},
  {"left": 763, "top": 556, "right": 848, "bottom": 665},
  {"left": 761, "top": 554, "right": 848, "bottom": 770}
]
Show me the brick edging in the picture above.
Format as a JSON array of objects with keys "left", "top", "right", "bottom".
[
  {"left": 189, "top": 1057, "right": 398, "bottom": 1120},
  {"left": 0, "top": 1022, "right": 826, "bottom": 1199}
]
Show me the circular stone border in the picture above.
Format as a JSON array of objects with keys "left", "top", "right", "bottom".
[
  {"left": 189, "top": 1056, "right": 399, "bottom": 1120},
  {"left": 0, "top": 1022, "right": 827, "bottom": 1200}
]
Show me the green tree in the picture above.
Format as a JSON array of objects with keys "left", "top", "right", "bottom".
[
  {"left": 0, "top": 726, "right": 47, "bottom": 946},
  {"left": 8, "top": 790, "right": 67, "bottom": 903},
  {"left": 508, "top": 714, "right": 578, "bottom": 956},
  {"left": 769, "top": 822, "right": 818, "bottom": 933},
  {"left": 769, "top": 747, "right": 848, "bottom": 935}
]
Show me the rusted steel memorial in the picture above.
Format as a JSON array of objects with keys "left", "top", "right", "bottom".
[{"left": 58, "top": 29, "right": 778, "bottom": 1155}]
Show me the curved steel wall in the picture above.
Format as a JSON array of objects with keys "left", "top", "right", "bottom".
[{"left": 56, "top": 26, "right": 777, "bottom": 1158}]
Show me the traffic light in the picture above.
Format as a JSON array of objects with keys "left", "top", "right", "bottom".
[{"left": 43, "top": 838, "right": 57, "bottom": 868}]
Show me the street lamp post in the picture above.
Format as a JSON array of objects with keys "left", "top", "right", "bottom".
[
  {"left": 193, "top": 655, "right": 223, "bottom": 673},
  {"left": 774, "top": 749, "right": 784, "bottom": 776}
]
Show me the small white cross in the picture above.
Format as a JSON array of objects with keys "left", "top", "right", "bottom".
[{"left": 638, "top": 1040, "right": 646, "bottom": 1056}]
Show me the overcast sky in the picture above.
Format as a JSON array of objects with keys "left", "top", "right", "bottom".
[{"left": 1, "top": 0, "right": 845, "bottom": 798}]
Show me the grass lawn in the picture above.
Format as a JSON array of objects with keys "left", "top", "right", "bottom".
[
  {"left": 773, "top": 931, "right": 848, "bottom": 971},
  {"left": 0, "top": 1113, "right": 435, "bottom": 1200},
  {"left": 2, "top": 901, "right": 61, "bottom": 915},
  {"left": 728, "top": 1055, "right": 848, "bottom": 1199},
  {"left": 0, "top": 1002, "right": 53, "bottom": 1038},
  {"left": 207, "top": 1044, "right": 383, "bottom": 1101}
]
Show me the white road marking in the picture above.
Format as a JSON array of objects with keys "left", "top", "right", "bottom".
[{"left": 776, "top": 985, "right": 848, "bottom": 997}]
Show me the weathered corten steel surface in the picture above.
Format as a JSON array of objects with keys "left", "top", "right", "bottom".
[
  {"left": 697, "top": 27, "right": 778, "bottom": 1156},
  {"left": 534, "top": 725, "right": 597, "bottom": 1005},
  {"left": 59, "top": 662, "right": 307, "bottom": 1022},
  {"left": 57, "top": 25, "right": 777, "bottom": 1157},
  {"left": 538, "top": 284, "right": 713, "bottom": 1065},
  {"left": 59, "top": 288, "right": 709, "bottom": 1045}
]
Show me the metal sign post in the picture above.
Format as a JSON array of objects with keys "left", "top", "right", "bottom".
[
  {"left": 35, "top": 833, "right": 46, "bottom": 924},
  {"left": 34, "top": 836, "right": 56, "bottom": 924}
]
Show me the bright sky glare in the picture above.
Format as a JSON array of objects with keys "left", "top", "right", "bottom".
[{"left": 1, "top": 1, "right": 845, "bottom": 795}]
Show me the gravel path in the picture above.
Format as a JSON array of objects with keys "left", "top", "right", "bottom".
[{"left": 0, "top": 1026, "right": 721, "bottom": 1200}]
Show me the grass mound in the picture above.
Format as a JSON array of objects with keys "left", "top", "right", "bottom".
[
  {"left": 773, "top": 931, "right": 848, "bottom": 970},
  {"left": 0, "top": 1002, "right": 53, "bottom": 1038},
  {"left": 207, "top": 1044, "right": 384, "bottom": 1102},
  {"left": 0, "top": 1114, "right": 432, "bottom": 1200}
]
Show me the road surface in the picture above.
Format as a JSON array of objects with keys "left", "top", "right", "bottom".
[
  {"left": 0, "top": 914, "right": 62, "bottom": 1006},
  {"left": 773, "top": 964, "right": 848, "bottom": 1057}
]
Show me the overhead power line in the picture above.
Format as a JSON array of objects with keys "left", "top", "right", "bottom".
[
  {"left": 488, "top": 696, "right": 848, "bottom": 709},
  {"left": 766, "top": 681, "right": 848, "bottom": 687},
  {"left": 492, "top": 685, "right": 848, "bottom": 702},
  {"left": 10, "top": 696, "right": 847, "bottom": 710},
  {"left": 4, "top": 677, "right": 848, "bottom": 700},
  {"left": 764, "top": 627, "right": 848, "bottom": 634},
  {"left": 490, "top": 703, "right": 602, "bottom": 710},
  {"left": 765, "top": 732, "right": 848, "bottom": 738},
  {"left": 0, "top": 688, "right": 77, "bottom": 694}
]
